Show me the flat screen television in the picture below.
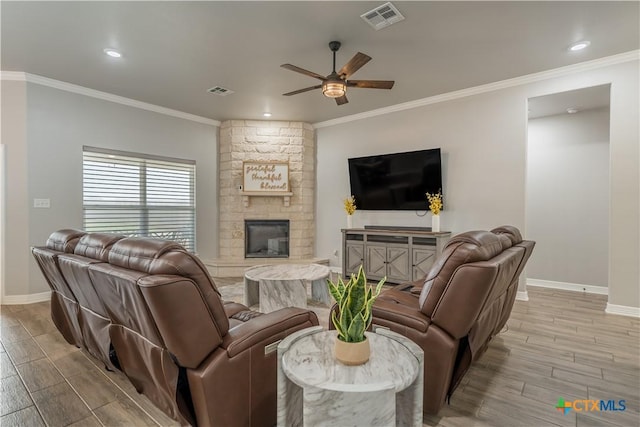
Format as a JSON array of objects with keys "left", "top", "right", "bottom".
[{"left": 348, "top": 148, "right": 442, "bottom": 211}]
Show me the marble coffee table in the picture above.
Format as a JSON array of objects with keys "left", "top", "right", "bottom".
[
  {"left": 277, "top": 326, "right": 424, "bottom": 427},
  {"left": 243, "top": 264, "right": 332, "bottom": 313}
]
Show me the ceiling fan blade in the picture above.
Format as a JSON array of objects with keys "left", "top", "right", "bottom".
[
  {"left": 282, "top": 85, "right": 323, "bottom": 96},
  {"left": 347, "top": 80, "right": 395, "bottom": 89},
  {"left": 338, "top": 52, "right": 371, "bottom": 78},
  {"left": 281, "top": 64, "right": 326, "bottom": 81},
  {"left": 335, "top": 95, "right": 349, "bottom": 106}
]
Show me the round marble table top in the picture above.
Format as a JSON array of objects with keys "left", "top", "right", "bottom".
[
  {"left": 244, "top": 263, "right": 330, "bottom": 281},
  {"left": 281, "top": 330, "right": 419, "bottom": 393}
]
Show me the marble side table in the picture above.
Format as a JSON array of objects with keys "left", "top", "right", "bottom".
[
  {"left": 244, "top": 264, "right": 331, "bottom": 313},
  {"left": 277, "top": 326, "right": 424, "bottom": 427}
]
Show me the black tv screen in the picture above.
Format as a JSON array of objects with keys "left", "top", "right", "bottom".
[{"left": 348, "top": 148, "right": 442, "bottom": 211}]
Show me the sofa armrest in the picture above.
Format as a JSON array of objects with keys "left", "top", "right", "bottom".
[
  {"left": 372, "top": 299, "right": 431, "bottom": 332},
  {"left": 223, "top": 308, "right": 318, "bottom": 358}
]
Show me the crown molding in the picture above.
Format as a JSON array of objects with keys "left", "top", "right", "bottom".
[
  {"left": 313, "top": 50, "right": 640, "bottom": 129},
  {"left": 1, "top": 71, "right": 220, "bottom": 127},
  {"left": 0, "top": 71, "right": 27, "bottom": 81},
  {"left": 4, "top": 50, "right": 638, "bottom": 130}
]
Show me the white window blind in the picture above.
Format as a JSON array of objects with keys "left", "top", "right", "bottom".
[{"left": 83, "top": 147, "right": 196, "bottom": 252}]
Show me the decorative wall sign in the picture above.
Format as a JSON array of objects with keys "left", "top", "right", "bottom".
[{"left": 243, "top": 162, "right": 290, "bottom": 192}]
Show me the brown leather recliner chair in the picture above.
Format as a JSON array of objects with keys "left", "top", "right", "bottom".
[
  {"left": 33, "top": 231, "right": 319, "bottom": 426},
  {"left": 371, "top": 226, "right": 534, "bottom": 414},
  {"left": 57, "top": 232, "right": 125, "bottom": 371},
  {"left": 32, "top": 229, "right": 87, "bottom": 347}
]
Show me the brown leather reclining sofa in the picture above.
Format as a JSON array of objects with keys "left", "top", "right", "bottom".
[
  {"left": 371, "top": 226, "right": 534, "bottom": 414},
  {"left": 32, "top": 229, "right": 319, "bottom": 426}
]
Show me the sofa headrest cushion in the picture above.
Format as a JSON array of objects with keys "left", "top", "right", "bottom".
[
  {"left": 46, "top": 229, "right": 86, "bottom": 253},
  {"left": 108, "top": 237, "right": 185, "bottom": 272},
  {"left": 74, "top": 233, "right": 125, "bottom": 261},
  {"left": 444, "top": 231, "right": 505, "bottom": 260},
  {"left": 491, "top": 225, "right": 523, "bottom": 245},
  {"left": 494, "top": 233, "right": 513, "bottom": 251},
  {"left": 107, "top": 236, "right": 221, "bottom": 298}
]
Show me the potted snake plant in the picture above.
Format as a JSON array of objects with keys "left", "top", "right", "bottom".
[{"left": 328, "top": 266, "right": 386, "bottom": 365}]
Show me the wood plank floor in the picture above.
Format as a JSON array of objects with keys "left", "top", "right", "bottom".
[{"left": 1, "top": 282, "right": 638, "bottom": 427}]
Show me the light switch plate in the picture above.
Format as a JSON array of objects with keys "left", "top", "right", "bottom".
[{"left": 33, "top": 198, "right": 50, "bottom": 208}]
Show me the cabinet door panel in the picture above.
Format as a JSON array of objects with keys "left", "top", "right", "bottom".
[
  {"left": 413, "top": 248, "right": 436, "bottom": 281},
  {"left": 345, "top": 243, "right": 364, "bottom": 276},
  {"left": 386, "top": 247, "right": 410, "bottom": 282},
  {"left": 365, "top": 245, "right": 387, "bottom": 279}
]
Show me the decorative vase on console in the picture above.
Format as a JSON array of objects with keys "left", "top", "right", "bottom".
[
  {"left": 426, "top": 190, "right": 443, "bottom": 232},
  {"left": 328, "top": 266, "right": 385, "bottom": 365},
  {"left": 343, "top": 195, "right": 356, "bottom": 229},
  {"left": 431, "top": 214, "right": 440, "bottom": 232}
]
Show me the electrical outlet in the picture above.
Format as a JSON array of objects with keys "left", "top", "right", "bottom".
[{"left": 33, "top": 198, "right": 50, "bottom": 208}]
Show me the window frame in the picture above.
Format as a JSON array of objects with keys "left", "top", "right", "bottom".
[{"left": 82, "top": 146, "right": 196, "bottom": 251}]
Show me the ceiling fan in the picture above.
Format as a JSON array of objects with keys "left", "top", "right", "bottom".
[{"left": 281, "top": 41, "right": 395, "bottom": 105}]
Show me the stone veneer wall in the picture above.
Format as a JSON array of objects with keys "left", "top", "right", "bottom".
[{"left": 218, "top": 120, "right": 315, "bottom": 260}]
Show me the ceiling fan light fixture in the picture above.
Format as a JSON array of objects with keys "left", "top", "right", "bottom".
[
  {"left": 282, "top": 41, "right": 393, "bottom": 105},
  {"left": 322, "top": 80, "right": 346, "bottom": 98}
]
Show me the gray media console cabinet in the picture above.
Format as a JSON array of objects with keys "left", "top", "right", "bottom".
[{"left": 342, "top": 227, "right": 452, "bottom": 284}]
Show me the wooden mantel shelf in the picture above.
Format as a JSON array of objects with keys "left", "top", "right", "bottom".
[{"left": 241, "top": 191, "right": 293, "bottom": 208}]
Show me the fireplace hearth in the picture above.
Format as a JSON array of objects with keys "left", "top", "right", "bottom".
[{"left": 245, "top": 220, "right": 290, "bottom": 258}]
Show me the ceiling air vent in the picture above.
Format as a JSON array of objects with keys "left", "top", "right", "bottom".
[
  {"left": 361, "top": 2, "right": 405, "bottom": 30},
  {"left": 207, "top": 86, "right": 234, "bottom": 96}
]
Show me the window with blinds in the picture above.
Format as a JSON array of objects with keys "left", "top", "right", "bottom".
[{"left": 83, "top": 147, "right": 196, "bottom": 252}]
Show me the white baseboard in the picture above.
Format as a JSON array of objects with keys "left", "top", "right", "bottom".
[
  {"left": 527, "top": 279, "right": 608, "bottom": 295},
  {"left": 516, "top": 291, "right": 529, "bottom": 301},
  {"left": 605, "top": 303, "right": 640, "bottom": 318},
  {"left": 1, "top": 290, "right": 51, "bottom": 305}
]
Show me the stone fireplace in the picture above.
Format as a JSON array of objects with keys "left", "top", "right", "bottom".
[
  {"left": 245, "top": 220, "right": 289, "bottom": 258},
  {"left": 205, "top": 120, "right": 327, "bottom": 276}
]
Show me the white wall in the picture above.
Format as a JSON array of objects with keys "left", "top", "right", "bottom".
[
  {"left": 0, "top": 144, "right": 5, "bottom": 299},
  {"left": 526, "top": 108, "right": 610, "bottom": 287},
  {"left": 315, "top": 59, "right": 639, "bottom": 309},
  {"left": 1, "top": 81, "right": 31, "bottom": 299},
  {"left": 317, "top": 90, "right": 528, "bottom": 266},
  {"left": 2, "top": 81, "right": 218, "bottom": 298}
]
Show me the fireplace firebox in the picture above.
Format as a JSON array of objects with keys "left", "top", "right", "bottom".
[{"left": 245, "top": 220, "right": 290, "bottom": 258}]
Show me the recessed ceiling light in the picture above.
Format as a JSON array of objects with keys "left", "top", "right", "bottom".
[
  {"left": 569, "top": 41, "right": 590, "bottom": 52},
  {"left": 567, "top": 107, "right": 579, "bottom": 114},
  {"left": 263, "top": 112, "right": 272, "bottom": 117},
  {"left": 103, "top": 48, "right": 122, "bottom": 58}
]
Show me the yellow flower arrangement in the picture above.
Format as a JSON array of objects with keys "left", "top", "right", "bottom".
[
  {"left": 343, "top": 195, "right": 357, "bottom": 215},
  {"left": 426, "top": 191, "right": 443, "bottom": 215}
]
